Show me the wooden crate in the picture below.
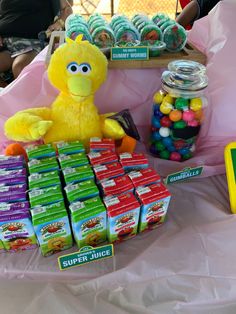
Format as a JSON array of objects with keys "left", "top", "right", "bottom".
[{"left": 45, "top": 31, "right": 206, "bottom": 68}]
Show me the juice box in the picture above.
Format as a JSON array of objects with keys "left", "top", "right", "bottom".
[
  {"left": 58, "top": 153, "right": 88, "bottom": 169},
  {"left": 119, "top": 153, "right": 149, "bottom": 171},
  {"left": 31, "top": 206, "right": 73, "bottom": 257},
  {"left": 28, "top": 157, "right": 59, "bottom": 174},
  {"left": 28, "top": 185, "right": 64, "bottom": 207},
  {"left": 0, "top": 155, "right": 24, "bottom": 169},
  {"left": 0, "top": 183, "right": 27, "bottom": 194},
  {"left": 64, "top": 180, "right": 99, "bottom": 203},
  {"left": 56, "top": 141, "right": 85, "bottom": 155},
  {"left": 26, "top": 144, "right": 56, "bottom": 160},
  {"left": 28, "top": 171, "right": 61, "bottom": 190},
  {"left": 135, "top": 183, "right": 171, "bottom": 232},
  {"left": 88, "top": 150, "right": 118, "bottom": 166},
  {"left": 31, "top": 201, "right": 66, "bottom": 214},
  {"left": 0, "top": 201, "right": 29, "bottom": 212},
  {"left": 89, "top": 137, "right": 115, "bottom": 152},
  {"left": 0, "top": 211, "right": 38, "bottom": 252},
  {"left": 100, "top": 174, "right": 134, "bottom": 197},
  {"left": 62, "top": 165, "right": 94, "bottom": 185},
  {"left": 128, "top": 168, "right": 161, "bottom": 188},
  {"left": 93, "top": 162, "right": 125, "bottom": 182},
  {"left": 69, "top": 197, "right": 107, "bottom": 248},
  {"left": 104, "top": 192, "right": 140, "bottom": 243},
  {"left": 0, "top": 168, "right": 27, "bottom": 185},
  {"left": 0, "top": 190, "right": 27, "bottom": 203}
]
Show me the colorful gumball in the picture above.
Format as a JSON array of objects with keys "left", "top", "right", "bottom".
[
  {"left": 174, "top": 139, "right": 185, "bottom": 150},
  {"left": 160, "top": 150, "right": 170, "bottom": 159},
  {"left": 162, "top": 136, "right": 173, "bottom": 147},
  {"left": 160, "top": 116, "right": 172, "bottom": 128},
  {"left": 182, "top": 110, "right": 195, "bottom": 122},
  {"left": 182, "top": 152, "right": 193, "bottom": 160},
  {"left": 169, "top": 110, "right": 182, "bottom": 122},
  {"left": 151, "top": 116, "right": 161, "bottom": 128},
  {"left": 153, "top": 106, "right": 164, "bottom": 118},
  {"left": 173, "top": 120, "right": 187, "bottom": 129},
  {"left": 178, "top": 148, "right": 190, "bottom": 155},
  {"left": 153, "top": 90, "right": 165, "bottom": 104},
  {"left": 155, "top": 141, "right": 165, "bottom": 151},
  {"left": 159, "top": 127, "right": 170, "bottom": 137},
  {"left": 194, "top": 109, "right": 203, "bottom": 121},
  {"left": 174, "top": 98, "right": 189, "bottom": 111},
  {"left": 160, "top": 103, "right": 173, "bottom": 114},
  {"left": 170, "top": 152, "right": 181, "bottom": 161},
  {"left": 162, "top": 94, "right": 174, "bottom": 105},
  {"left": 187, "top": 120, "right": 199, "bottom": 127},
  {"left": 167, "top": 145, "right": 176, "bottom": 152},
  {"left": 152, "top": 131, "right": 162, "bottom": 141},
  {"left": 190, "top": 98, "right": 202, "bottom": 111}
]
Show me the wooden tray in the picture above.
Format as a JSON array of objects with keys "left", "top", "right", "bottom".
[{"left": 45, "top": 31, "right": 206, "bottom": 68}]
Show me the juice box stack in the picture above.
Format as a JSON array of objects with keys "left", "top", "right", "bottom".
[{"left": 0, "top": 138, "right": 171, "bottom": 257}]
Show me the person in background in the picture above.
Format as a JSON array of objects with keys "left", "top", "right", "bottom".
[
  {"left": 0, "top": 0, "right": 73, "bottom": 85},
  {"left": 176, "top": 0, "right": 222, "bottom": 28}
]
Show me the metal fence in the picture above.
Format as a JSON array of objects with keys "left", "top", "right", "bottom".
[{"left": 73, "top": 0, "right": 179, "bottom": 20}]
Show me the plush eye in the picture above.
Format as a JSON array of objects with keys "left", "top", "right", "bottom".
[{"left": 67, "top": 62, "right": 91, "bottom": 75}]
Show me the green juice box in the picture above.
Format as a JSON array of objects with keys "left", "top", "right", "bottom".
[
  {"left": 26, "top": 144, "right": 56, "bottom": 160},
  {"left": 0, "top": 239, "right": 5, "bottom": 252},
  {"left": 28, "top": 171, "right": 61, "bottom": 190},
  {"left": 64, "top": 180, "right": 99, "bottom": 204},
  {"left": 28, "top": 157, "right": 59, "bottom": 174},
  {"left": 28, "top": 185, "right": 64, "bottom": 207},
  {"left": 31, "top": 205, "right": 73, "bottom": 257},
  {"left": 62, "top": 165, "right": 94, "bottom": 185},
  {"left": 69, "top": 197, "right": 107, "bottom": 248},
  {"left": 56, "top": 141, "right": 85, "bottom": 155},
  {"left": 58, "top": 153, "right": 88, "bottom": 169}
]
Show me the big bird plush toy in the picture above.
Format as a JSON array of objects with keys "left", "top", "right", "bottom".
[{"left": 4, "top": 35, "right": 125, "bottom": 147}]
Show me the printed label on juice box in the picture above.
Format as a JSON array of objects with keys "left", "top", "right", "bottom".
[
  {"left": 58, "top": 153, "right": 88, "bottom": 169},
  {"left": 0, "top": 155, "right": 24, "bottom": 169},
  {"left": 26, "top": 144, "right": 56, "bottom": 160},
  {"left": 89, "top": 138, "right": 115, "bottom": 152},
  {"left": 101, "top": 175, "right": 134, "bottom": 196},
  {"left": 63, "top": 165, "right": 94, "bottom": 184},
  {"left": 0, "top": 239, "right": 5, "bottom": 252},
  {"left": 56, "top": 141, "right": 85, "bottom": 155},
  {"left": 136, "top": 183, "right": 171, "bottom": 232},
  {"left": 128, "top": 168, "right": 161, "bottom": 187},
  {"left": 0, "top": 201, "right": 29, "bottom": 212},
  {"left": 71, "top": 202, "right": 107, "bottom": 248},
  {"left": 93, "top": 162, "right": 124, "bottom": 182},
  {"left": 29, "top": 185, "right": 64, "bottom": 207},
  {"left": 0, "top": 168, "right": 26, "bottom": 185},
  {"left": 32, "top": 209, "right": 72, "bottom": 257},
  {"left": 119, "top": 153, "right": 149, "bottom": 171},
  {"left": 64, "top": 180, "right": 99, "bottom": 203},
  {"left": 88, "top": 150, "right": 118, "bottom": 166},
  {"left": 28, "top": 157, "right": 59, "bottom": 174},
  {"left": 28, "top": 171, "right": 60, "bottom": 189},
  {"left": 0, "top": 212, "right": 38, "bottom": 252}
]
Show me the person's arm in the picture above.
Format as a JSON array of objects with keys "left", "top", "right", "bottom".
[
  {"left": 176, "top": 0, "right": 199, "bottom": 28},
  {"left": 47, "top": 0, "right": 73, "bottom": 32}
]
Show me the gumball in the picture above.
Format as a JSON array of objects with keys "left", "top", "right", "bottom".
[
  {"left": 153, "top": 90, "right": 165, "bottom": 104},
  {"left": 167, "top": 145, "right": 176, "bottom": 152},
  {"left": 190, "top": 98, "right": 202, "bottom": 111},
  {"left": 155, "top": 141, "right": 165, "bottom": 151},
  {"left": 160, "top": 150, "right": 170, "bottom": 159},
  {"left": 160, "top": 103, "right": 173, "bottom": 114},
  {"left": 182, "top": 110, "right": 195, "bottom": 122},
  {"left": 174, "top": 139, "right": 185, "bottom": 150},
  {"left": 187, "top": 120, "right": 199, "bottom": 127},
  {"left": 151, "top": 131, "right": 162, "bottom": 141},
  {"left": 151, "top": 116, "right": 161, "bottom": 128},
  {"left": 175, "top": 98, "right": 189, "bottom": 111},
  {"left": 162, "top": 136, "right": 173, "bottom": 147},
  {"left": 170, "top": 152, "right": 182, "bottom": 161},
  {"left": 173, "top": 120, "right": 187, "bottom": 129},
  {"left": 182, "top": 152, "right": 193, "bottom": 160},
  {"left": 169, "top": 110, "right": 182, "bottom": 122},
  {"left": 194, "top": 109, "right": 203, "bottom": 121},
  {"left": 160, "top": 116, "right": 172, "bottom": 128},
  {"left": 159, "top": 127, "right": 170, "bottom": 137},
  {"left": 163, "top": 94, "right": 174, "bottom": 105},
  {"left": 178, "top": 148, "right": 190, "bottom": 155}
]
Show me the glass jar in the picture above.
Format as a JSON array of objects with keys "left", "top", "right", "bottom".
[{"left": 149, "top": 60, "right": 208, "bottom": 162}]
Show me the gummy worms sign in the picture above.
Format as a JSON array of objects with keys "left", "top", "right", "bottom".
[
  {"left": 58, "top": 244, "right": 114, "bottom": 270},
  {"left": 111, "top": 47, "right": 149, "bottom": 61},
  {"left": 165, "top": 166, "right": 204, "bottom": 184}
]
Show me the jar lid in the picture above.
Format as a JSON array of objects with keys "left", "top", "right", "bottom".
[{"left": 162, "top": 60, "right": 208, "bottom": 92}]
